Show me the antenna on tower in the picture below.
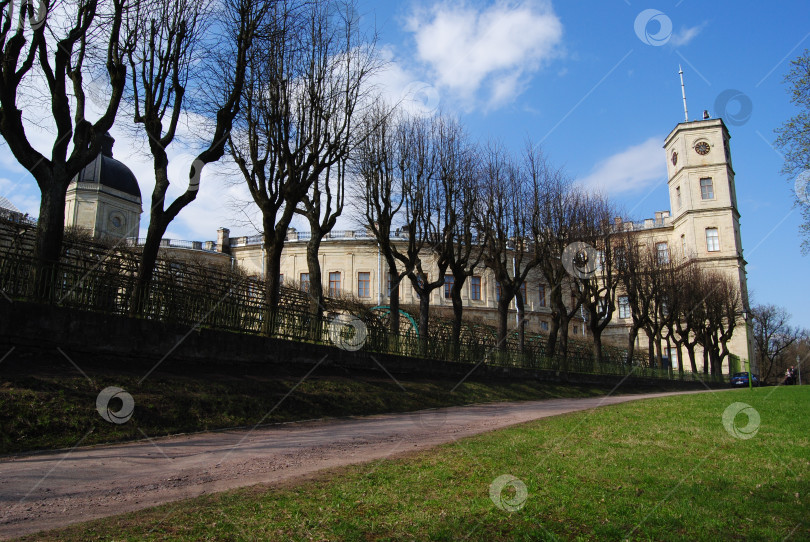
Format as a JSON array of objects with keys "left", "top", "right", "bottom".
[{"left": 679, "top": 65, "right": 689, "bottom": 122}]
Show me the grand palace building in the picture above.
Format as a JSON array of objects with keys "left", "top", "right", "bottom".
[{"left": 1, "top": 116, "right": 753, "bottom": 371}]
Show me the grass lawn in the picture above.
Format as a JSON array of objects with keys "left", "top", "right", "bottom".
[
  {"left": 0, "top": 354, "right": 624, "bottom": 454},
  {"left": 24, "top": 386, "right": 808, "bottom": 541}
]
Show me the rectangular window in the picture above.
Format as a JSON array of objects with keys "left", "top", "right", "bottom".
[
  {"left": 656, "top": 242, "right": 669, "bottom": 264},
  {"left": 706, "top": 228, "right": 720, "bottom": 252},
  {"left": 300, "top": 272, "right": 310, "bottom": 293},
  {"left": 470, "top": 276, "right": 482, "bottom": 301},
  {"left": 495, "top": 282, "right": 502, "bottom": 301},
  {"left": 518, "top": 282, "right": 527, "bottom": 304},
  {"left": 387, "top": 273, "right": 399, "bottom": 297},
  {"left": 573, "top": 325, "right": 579, "bottom": 335},
  {"left": 681, "top": 235, "right": 687, "bottom": 257},
  {"left": 700, "top": 178, "right": 714, "bottom": 200},
  {"left": 328, "top": 272, "right": 341, "bottom": 296},
  {"left": 444, "top": 274, "right": 454, "bottom": 299},
  {"left": 279, "top": 274, "right": 284, "bottom": 284},
  {"left": 618, "top": 296, "right": 630, "bottom": 319},
  {"left": 357, "top": 272, "right": 370, "bottom": 298},
  {"left": 538, "top": 284, "right": 546, "bottom": 307},
  {"left": 676, "top": 185, "right": 681, "bottom": 208},
  {"left": 540, "top": 321, "right": 549, "bottom": 331}
]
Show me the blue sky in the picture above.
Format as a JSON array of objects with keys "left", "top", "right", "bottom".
[{"left": 1, "top": 0, "right": 809, "bottom": 327}]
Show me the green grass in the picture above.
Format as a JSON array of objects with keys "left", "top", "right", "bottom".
[
  {"left": 23, "top": 386, "right": 809, "bottom": 541},
  {"left": 0, "top": 359, "right": 620, "bottom": 455}
]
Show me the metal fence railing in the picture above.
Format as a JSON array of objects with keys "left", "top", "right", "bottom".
[{"left": 0, "top": 225, "right": 726, "bottom": 385}]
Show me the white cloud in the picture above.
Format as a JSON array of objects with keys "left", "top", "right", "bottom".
[
  {"left": 670, "top": 23, "right": 707, "bottom": 47},
  {"left": 577, "top": 137, "right": 666, "bottom": 196},
  {"left": 405, "top": 0, "right": 563, "bottom": 108}
]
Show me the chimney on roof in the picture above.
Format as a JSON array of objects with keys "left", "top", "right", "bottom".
[{"left": 216, "top": 227, "right": 230, "bottom": 254}]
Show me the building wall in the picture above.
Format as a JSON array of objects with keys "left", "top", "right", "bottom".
[{"left": 225, "top": 118, "right": 753, "bottom": 372}]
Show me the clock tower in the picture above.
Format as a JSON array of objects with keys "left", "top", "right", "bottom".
[{"left": 664, "top": 116, "right": 754, "bottom": 368}]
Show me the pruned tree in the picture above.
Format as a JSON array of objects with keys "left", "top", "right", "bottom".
[
  {"left": 478, "top": 143, "right": 541, "bottom": 350},
  {"left": 128, "top": 0, "right": 263, "bottom": 310},
  {"left": 432, "top": 116, "right": 483, "bottom": 357},
  {"left": 0, "top": 0, "right": 137, "bottom": 289},
  {"left": 353, "top": 104, "right": 411, "bottom": 336},
  {"left": 395, "top": 115, "right": 444, "bottom": 348},
  {"left": 294, "top": 0, "right": 378, "bottom": 320},
  {"left": 533, "top": 168, "right": 582, "bottom": 359},
  {"left": 571, "top": 194, "right": 620, "bottom": 366},
  {"left": 698, "top": 271, "right": 741, "bottom": 377},
  {"left": 229, "top": 0, "right": 376, "bottom": 317},
  {"left": 616, "top": 234, "right": 651, "bottom": 366},
  {"left": 751, "top": 304, "right": 801, "bottom": 383}
]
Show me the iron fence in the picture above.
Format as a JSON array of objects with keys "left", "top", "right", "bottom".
[{"left": 0, "top": 234, "right": 725, "bottom": 384}]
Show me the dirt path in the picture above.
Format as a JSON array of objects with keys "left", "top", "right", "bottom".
[{"left": 0, "top": 390, "right": 706, "bottom": 539}]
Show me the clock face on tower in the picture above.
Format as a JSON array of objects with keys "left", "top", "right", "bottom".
[
  {"left": 671, "top": 151, "right": 678, "bottom": 166},
  {"left": 694, "top": 141, "right": 710, "bottom": 155}
]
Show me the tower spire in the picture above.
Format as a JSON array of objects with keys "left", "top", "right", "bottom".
[{"left": 679, "top": 65, "right": 688, "bottom": 122}]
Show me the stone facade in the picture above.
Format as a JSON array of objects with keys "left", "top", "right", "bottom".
[{"left": 59, "top": 118, "right": 753, "bottom": 372}]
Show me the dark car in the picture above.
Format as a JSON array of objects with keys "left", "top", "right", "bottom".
[{"left": 730, "top": 372, "right": 760, "bottom": 387}]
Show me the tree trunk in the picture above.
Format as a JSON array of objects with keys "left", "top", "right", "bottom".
[
  {"left": 496, "top": 296, "right": 511, "bottom": 350},
  {"left": 262, "top": 217, "right": 287, "bottom": 334},
  {"left": 547, "top": 316, "right": 560, "bottom": 358},
  {"left": 132, "top": 213, "right": 169, "bottom": 314},
  {"left": 450, "top": 279, "right": 465, "bottom": 360},
  {"left": 702, "top": 346, "right": 710, "bottom": 375},
  {"left": 418, "top": 291, "right": 430, "bottom": 355},
  {"left": 305, "top": 235, "right": 323, "bottom": 318},
  {"left": 34, "top": 180, "right": 70, "bottom": 300},
  {"left": 515, "top": 291, "right": 526, "bottom": 353},
  {"left": 686, "top": 343, "right": 698, "bottom": 373},
  {"left": 385, "top": 260, "right": 401, "bottom": 337},
  {"left": 591, "top": 331, "right": 603, "bottom": 367},
  {"left": 676, "top": 341, "right": 684, "bottom": 375},
  {"left": 627, "top": 326, "right": 640, "bottom": 367}
]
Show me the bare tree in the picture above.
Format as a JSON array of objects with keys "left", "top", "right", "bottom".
[
  {"left": 572, "top": 195, "right": 620, "bottom": 366},
  {"left": 128, "top": 0, "right": 263, "bottom": 309},
  {"left": 616, "top": 234, "right": 652, "bottom": 366},
  {"left": 0, "top": 0, "right": 136, "bottom": 288},
  {"left": 478, "top": 143, "right": 541, "bottom": 350},
  {"left": 751, "top": 304, "right": 801, "bottom": 383},
  {"left": 671, "top": 261, "right": 705, "bottom": 373},
  {"left": 533, "top": 168, "right": 582, "bottom": 359},
  {"left": 353, "top": 105, "right": 411, "bottom": 336},
  {"left": 229, "top": 0, "right": 376, "bottom": 315},
  {"left": 395, "top": 116, "right": 444, "bottom": 348},
  {"left": 296, "top": 160, "right": 345, "bottom": 319},
  {"left": 699, "top": 271, "right": 741, "bottom": 377},
  {"left": 432, "top": 116, "right": 483, "bottom": 357}
]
